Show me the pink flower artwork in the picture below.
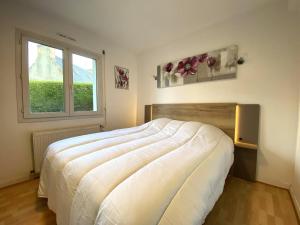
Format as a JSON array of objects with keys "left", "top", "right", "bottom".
[
  {"left": 157, "top": 45, "right": 238, "bottom": 88},
  {"left": 115, "top": 66, "right": 129, "bottom": 89},
  {"left": 176, "top": 56, "right": 199, "bottom": 77},
  {"left": 163, "top": 62, "right": 174, "bottom": 73}
]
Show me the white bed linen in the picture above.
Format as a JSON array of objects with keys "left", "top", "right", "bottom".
[
  {"left": 38, "top": 118, "right": 233, "bottom": 225},
  {"left": 39, "top": 118, "right": 171, "bottom": 210}
]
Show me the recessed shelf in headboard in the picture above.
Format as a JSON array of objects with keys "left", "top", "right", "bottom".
[{"left": 234, "top": 104, "right": 260, "bottom": 150}]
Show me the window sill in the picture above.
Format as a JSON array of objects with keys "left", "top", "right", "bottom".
[{"left": 17, "top": 112, "right": 105, "bottom": 123}]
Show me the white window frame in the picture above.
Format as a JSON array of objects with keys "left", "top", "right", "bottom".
[
  {"left": 16, "top": 29, "right": 104, "bottom": 122},
  {"left": 69, "top": 49, "right": 102, "bottom": 117}
]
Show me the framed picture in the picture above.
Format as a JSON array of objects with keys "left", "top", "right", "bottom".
[
  {"left": 157, "top": 45, "right": 238, "bottom": 88},
  {"left": 114, "top": 66, "right": 129, "bottom": 89}
]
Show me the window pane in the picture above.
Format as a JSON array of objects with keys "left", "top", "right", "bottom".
[
  {"left": 72, "top": 54, "right": 97, "bottom": 112},
  {"left": 28, "top": 41, "right": 64, "bottom": 113}
]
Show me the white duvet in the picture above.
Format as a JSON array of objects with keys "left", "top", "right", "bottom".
[{"left": 38, "top": 118, "right": 234, "bottom": 225}]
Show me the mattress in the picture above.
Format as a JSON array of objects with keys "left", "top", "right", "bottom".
[{"left": 38, "top": 118, "right": 234, "bottom": 225}]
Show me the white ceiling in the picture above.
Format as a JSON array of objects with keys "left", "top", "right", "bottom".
[{"left": 15, "top": 0, "right": 279, "bottom": 53}]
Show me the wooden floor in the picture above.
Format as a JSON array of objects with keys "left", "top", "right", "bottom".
[
  {"left": 0, "top": 177, "right": 298, "bottom": 225},
  {"left": 205, "top": 177, "right": 299, "bottom": 225},
  {"left": 0, "top": 179, "right": 55, "bottom": 225}
]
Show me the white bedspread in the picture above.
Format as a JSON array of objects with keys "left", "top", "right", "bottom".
[{"left": 38, "top": 118, "right": 234, "bottom": 225}]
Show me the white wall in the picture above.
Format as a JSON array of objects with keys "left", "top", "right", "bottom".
[
  {"left": 292, "top": 96, "right": 300, "bottom": 217},
  {"left": 136, "top": 2, "right": 299, "bottom": 188},
  {"left": 291, "top": 12, "right": 300, "bottom": 219},
  {"left": 0, "top": 2, "right": 138, "bottom": 188}
]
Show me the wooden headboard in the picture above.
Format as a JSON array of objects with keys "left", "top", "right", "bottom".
[
  {"left": 145, "top": 103, "right": 260, "bottom": 182},
  {"left": 145, "top": 103, "right": 237, "bottom": 140}
]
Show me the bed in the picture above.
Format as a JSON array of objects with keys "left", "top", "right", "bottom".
[{"left": 38, "top": 103, "right": 236, "bottom": 225}]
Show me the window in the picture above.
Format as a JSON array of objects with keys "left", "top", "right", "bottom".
[
  {"left": 71, "top": 53, "right": 98, "bottom": 112},
  {"left": 16, "top": 30, "right": 103, "bottom": 121}
]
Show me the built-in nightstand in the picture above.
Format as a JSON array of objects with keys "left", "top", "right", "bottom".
[
  {"left": 233, "top": 144, "right": 257, "bottom": 181},
  {"left": 232, "top": 104, "right": 260, "bottom": 181}
]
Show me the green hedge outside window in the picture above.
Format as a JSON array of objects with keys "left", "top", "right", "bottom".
[{"left": 29, "top": 81, "right": 93, "bottom": 112}]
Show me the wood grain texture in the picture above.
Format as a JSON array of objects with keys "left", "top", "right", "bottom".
[
  {"left": 1, "top": 177, "right": 298, "bottom": 225},
  {"left": 0, "top": 179, "right": 55, "bottom": 225},
  {"left": 204, "top": 177, "right": 299, "bottom": 225},
  {"left": 232, "top": 146, "right": 257, "bottom": 181},
  {"left": 151, "top": 103, "right": 237, "bottom": 139},
  {"left": 144, "top": 105, "right": 152, "bottom": 123}
]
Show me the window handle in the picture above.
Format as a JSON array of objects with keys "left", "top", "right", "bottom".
[{"left": 69, "top": 85, "right": 74, "bottom": 96}]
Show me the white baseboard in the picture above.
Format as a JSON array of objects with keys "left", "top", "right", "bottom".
[
  {"left": 290, "top": 186, "right": 300, "bottom": 220},
  {"left": 256, "top": 177, "right": 290, "bottom": 189},
  {"left": 0, "top": 175, "right": 31, "bottom": 189}
]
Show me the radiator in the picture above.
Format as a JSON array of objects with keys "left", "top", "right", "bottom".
[{"left": 32, "top": 124, "right": 101, "bottom": 173}]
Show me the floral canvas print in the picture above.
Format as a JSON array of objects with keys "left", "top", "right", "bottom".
[
  {"left": 157, "top": 45, "right": 238, "bottom": 88},
  {"left": 114, "top": 66, "right": 129, "bottom": 89}
]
